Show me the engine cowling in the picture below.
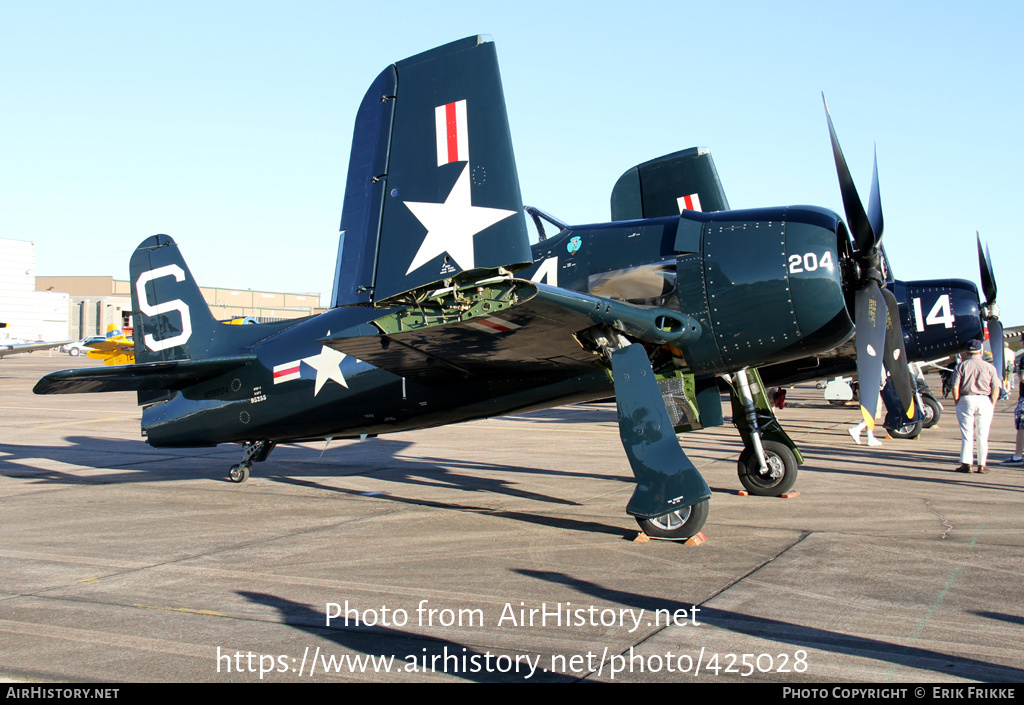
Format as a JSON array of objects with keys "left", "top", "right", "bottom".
[
  {"left": 891, "top": 278, "right": 984, "bottom": 360},
  {"left": 675, "top": 206, "right": 855, "bottom": 374}
]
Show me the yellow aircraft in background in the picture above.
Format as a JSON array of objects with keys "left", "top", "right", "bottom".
[{"left": 85, "top": 324, "right": 134, "bottom": 365}]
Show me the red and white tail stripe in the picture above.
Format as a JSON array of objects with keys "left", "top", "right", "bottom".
[
  {"left": 677, "top": 193, "right": 702, "bottom": 212},
  {"left": 435, "top": 99, "right": 469, "bottom": 166},
  {"left": 273, "top": 360, "right": 301, "bottom": 384}
]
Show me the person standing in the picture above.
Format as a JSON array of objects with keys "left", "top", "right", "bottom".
[
  {"left": 1000, "top": 344, "right": 1014, "bottom": 400},
  {"left": 952, "top": 339, "right": 1002, "bottom": 473},
  {"left": 1001, "top": 352, "right": 1024, "bottom": 466}
]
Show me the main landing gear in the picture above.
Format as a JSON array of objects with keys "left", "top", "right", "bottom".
[
  {"left": 228, "top": 440, "right": 276, "bottom": 483},
  {"left": 920, "top": 391, "right": 942, "bottom": 429},
  {"left": 593, "top": 328, "right": 711, "bottom": 541},
  {"left": 728, "top": 368, "right": 801, "bottom": 496},
  {"left": 737, "top": 440, "right": 798, "bottom": 495},
  {"left": 636, "top": 501, "right": 710, "bottom": 540}
]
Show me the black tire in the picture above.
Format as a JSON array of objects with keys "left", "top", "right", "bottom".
[
  {"left": 886, "top": 420, "right": 923, "bottom": 440},
  {"left": 737, "top": 440, "right": 798, "bottom": 496},
  {"left": 921, "top": 395, "right": 941, "bottom": 429},
  {"left": 68, "top": 348, "right": 80, "bottom": 357},
  {"left": 635, "top": 500, "right": 709, "bottom": 540},
  {"left": 229, "top": 464, "right": 250, "bottom": 483}
]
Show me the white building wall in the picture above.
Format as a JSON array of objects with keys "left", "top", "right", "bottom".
[{"left": 1, "top": 238, "right": 70, "bottom": 341}]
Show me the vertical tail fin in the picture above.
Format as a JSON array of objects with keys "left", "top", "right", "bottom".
[
  {"left": 129, "top": 234, "right": 219, "bottom": 363},
  {"left": 332, "top": 35, "right": 531, "bottom": 308},
  {"left": 611, "top": 147, "right": 730, "bottom": 221}
]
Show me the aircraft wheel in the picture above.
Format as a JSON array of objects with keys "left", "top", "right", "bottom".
[
  {"left": 737, "top": 440, "right": 797, "bottom": 496},
  {"left": 886, "top": 420, "right": 923, "bottom": 440},
  {"left": 921, "top": 395, "right": 941, "bottom": 429},
  {"left": 229, "top": 464, "right": 250, "bottom": 483},
  {"left": 68, "top": 348, "right": 80, "bottom": 357},
  {"left": 635, "top": 500, "right": 709, "bottom": 540}
]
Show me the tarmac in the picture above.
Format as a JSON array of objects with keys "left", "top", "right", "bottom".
[{"left": 1, "top": 353, "right": 1022, "bottom": 683}]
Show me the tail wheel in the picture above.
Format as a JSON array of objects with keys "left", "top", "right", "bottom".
[
  {"left": 737, "top": 440, "right": 798, "bottom": 496},
  {"left": 635, "top": 500, "right": 709, "bottom": 540},
  {"left": 229, "top": 464, "right": 250, "bottom": 483}
]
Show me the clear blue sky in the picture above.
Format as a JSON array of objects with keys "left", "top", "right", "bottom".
[{"left": 3, "top": 1, "right": 1021, "bottom": 325}]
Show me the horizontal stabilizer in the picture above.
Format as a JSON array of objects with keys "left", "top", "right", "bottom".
[{"left": 33, "top": 355, "right": 256, "bottom": 395}]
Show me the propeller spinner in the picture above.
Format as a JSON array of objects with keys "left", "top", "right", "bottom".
[{"left": 824, "top": 96, "right": 916, "bottom": 428}]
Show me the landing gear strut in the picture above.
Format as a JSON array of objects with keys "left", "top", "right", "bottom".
[
  {"left": 228, "top": 440, "right": 276, "bottom": 483},
  {"left": 592, "top": 327, "right": 711, "bottom": 540},
  {"left": 728, "top": 368, "right": 801, "bottom": 496}
]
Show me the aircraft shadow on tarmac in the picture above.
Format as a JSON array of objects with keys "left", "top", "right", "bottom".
[
  {"left": 516, "top": 569, "right": 1024, "bottom": 683},
  {"left": 973, "top": 611, "right": 1024, "bottom": 628},
  {"left": 0, "top": 435, "right": 637, "bottom": 537},
  {"left": 792, "top": 440, "right": 1024, "bottom": 495},
  {"left": 237, "top": 591, "right": 570, "bottom": 683},
  {"left": 500, "top": 403, "right": 619, "bottom": 425}
]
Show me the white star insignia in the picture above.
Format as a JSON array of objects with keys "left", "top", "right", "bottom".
[
  {"left": 403, "top": 163, "right": 517, "bottom": 275},
  {"left": 302, "top": 345, "right": 348, "bottom": 395}
]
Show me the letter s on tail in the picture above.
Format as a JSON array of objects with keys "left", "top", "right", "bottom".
[{"left": 135, "top": 264, "right": 192, "bottom": 351}]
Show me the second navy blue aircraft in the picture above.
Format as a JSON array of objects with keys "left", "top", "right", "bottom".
[{"left": 553, "top": 143, "right": 1001, "bottom": 454}]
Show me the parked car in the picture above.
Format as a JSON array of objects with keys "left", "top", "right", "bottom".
[{"left": 62, "top": 336, "right": 105, "bottom": 356}]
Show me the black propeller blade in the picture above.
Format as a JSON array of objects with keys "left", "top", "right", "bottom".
[
  {"left": 882, "top": 287, "right": 916, "bottom": 418},
  {"left": 978, "top": 234, "right": 997, "bottom": 304},
  {"left": 977, "top": 233, "right": 1004, "bottom": 379},
  {"left": 824, "top": 96, "right": 916, "bottom": 426},
  {"left": 867, "top": 146, "right": 883, "bottom": 244},
  {"left": 853, "top": 282, "right": 888, "bottom": 426},
  {"left": 824, "top": 96, "right": 876, "bottom": 254}
]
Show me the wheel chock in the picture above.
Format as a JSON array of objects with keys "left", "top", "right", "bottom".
[
  {"left": 634, "top": 531, "right": 708, "bottom": 545},
  {"left": 737, "top": 490, "right": 801, "bottom": 498},
  {"left": 685, "top": 532, "right": 708, "bottom": 546}
]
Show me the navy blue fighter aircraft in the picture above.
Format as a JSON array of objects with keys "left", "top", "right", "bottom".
[
  {"left": 564, "top": 142, "right": 1001, "bottom": 462},
  {"left": 35, "top": 36, "right": 918, "bottom": 540}
]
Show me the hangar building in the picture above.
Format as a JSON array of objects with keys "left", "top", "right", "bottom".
[
  {"left": 34, "top": 275, "right": 327, "bottom": 340},
  {"left": 2, "top": 237, "right": 326, "bottom": 341},
  {"left": 1, "top": 238, "right": 70, "bottom": 341}
]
